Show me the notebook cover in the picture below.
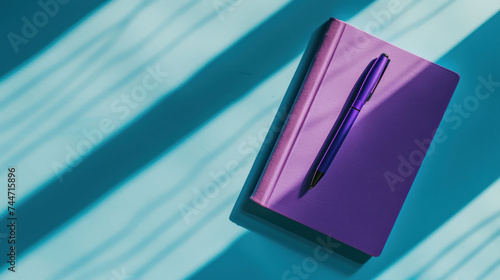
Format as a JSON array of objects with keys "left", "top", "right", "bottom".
[{"left": 250, "top": 18, "right": 460, "bottom": 256}]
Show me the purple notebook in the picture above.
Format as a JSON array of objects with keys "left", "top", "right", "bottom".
[{"left": 250, "top": 18, "right": 459, "bottom": 257}]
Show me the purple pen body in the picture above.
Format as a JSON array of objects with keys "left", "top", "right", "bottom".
[{"left": 311, "top": 53, "right": 390, "bottom": 189}]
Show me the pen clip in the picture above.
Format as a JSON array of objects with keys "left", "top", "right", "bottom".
[{"left": 366, "top": 58, "right": 390, "bottom": 102}]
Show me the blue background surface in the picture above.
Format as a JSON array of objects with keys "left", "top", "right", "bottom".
[{"left": 0, "top": 0, "right": 499, "bottom": 279}]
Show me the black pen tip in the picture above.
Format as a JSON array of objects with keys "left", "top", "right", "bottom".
[{"left": 309, "top": 171, "right": 325, "bottom": 190}]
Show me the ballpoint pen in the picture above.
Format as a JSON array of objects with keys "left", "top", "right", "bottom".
[{"left": 309, "top": 53, "right": 390, "bottom": 190}]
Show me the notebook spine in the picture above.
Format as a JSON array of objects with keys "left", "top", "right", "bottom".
[{"left": 251, "top": 19, "right": 345, "bottom": 206}]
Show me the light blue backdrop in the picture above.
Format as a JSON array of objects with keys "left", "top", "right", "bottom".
[{"left": 0, "top": 0, "right": 499, "bottom": 279}]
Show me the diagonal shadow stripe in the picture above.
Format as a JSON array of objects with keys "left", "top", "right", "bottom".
[
  {"left": 0, "top": 0, "right": 109, "bottom": 79},
  {"left": 0, "top": 0, "right": 207, "bottom": 156},
  {"left": 0, "top": 0, "right": 155, "bottom": 107},
  {"left": 0, "top": 0, "right": 201, "bottom": 132},
  {"left": 49, "top": 100, "right": 279, "bottom": 280},
  {"left": 2, "top": 0, "right": 373, "bottom": 262}
]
